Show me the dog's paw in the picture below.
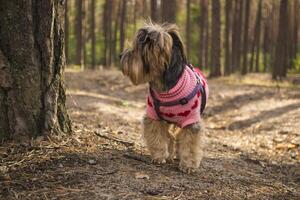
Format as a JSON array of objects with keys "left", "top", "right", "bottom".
[
  {"left": 151, "top": 158, "right": 166, "bottom": 165},
  {"left": 179, "top": 165, "right": 197, "bottom": 174}
]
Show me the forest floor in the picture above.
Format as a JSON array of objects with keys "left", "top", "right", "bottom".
[{"left": 1, "top": 68, "right": 300, "bottom": 200}]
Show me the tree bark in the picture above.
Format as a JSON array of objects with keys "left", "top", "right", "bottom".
[
  {"left": 273, "top": 0, "right": 289, "bottom": 79},
  {"left": 0, "top": 0, "right": 72, "bottom": 141},
  {"left": 142, "top": 0, "right": 148, "bottom": 19},
  {"left": 241, "top": 0, "right": 251, "bottom": 75},
  {"left": 293, "top": 0, "right": 298, "bottom": 61},
  {"left": 224, "top": 0, "right": 233, "bottom": 75},
  {"left": 161, "top": 0, "right": 176, "bottom": 23},
  {"left": 250, "top": 0, "right": 263, "bottom": 72},
  {"left": 231, "top": 0, "right": 243, "bottom": 72},
  {"left": 210, "top": 0, "right": 221, "bottom": 77},
  {"left": 262, "top": 4, "right": 272, "bottom": 72},
  {"left": 254, "top": 0, "right": 262, "bottom": 73},
  {"left": 120, "top": 0, "right": 127, "bottom": 53},
  {"left": 103, "top": 0, "right": 114, "bottom": 67},
  {"left": 199, "top": 0, "right": 209, "bottom": 69},
  {"left": 75, "top": 0, "right": 84, "bottom": 67},
  {"left": 91, "top": 0, "right": 96, "bottom": 69},
  {"left": 83, "top": 0, "right": 88, "bottom": 68},
  {"left": 113, "top": 0, "right": 121, "bottom": 64},
  {"left": 65, "top": 0, "right": 69, "bottom": 65},
  {"left": 151, "top": 0, "right": 158, "bottom": 22}
]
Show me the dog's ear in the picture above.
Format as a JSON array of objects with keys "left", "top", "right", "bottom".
[{"left": 163, "top": 24, "right": 187, "bottom": 64}]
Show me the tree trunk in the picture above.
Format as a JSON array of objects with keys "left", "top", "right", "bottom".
[
  {"left": 199, "top": 0, "right": 209, "bottom": 69},
  {"left": 65, "top": 0, "right": 69, "bottom": 65},
  {"left": 133, "top": 0, "right": 138, "bottom": 33},
  {"left": 161, "top": 0, "right": 177, "bottom": 23},
  {"left": 224, "top": 0, "right": 233, "bottom": 75},
  {"left": 151, "top": 0, "right": 158, "bottom": 22},
  {"left": 83, "top": 0, "right": 88, "bottom": 68},
  {"left": 255, "top": 0, "right": 262, "bottom": 72},
  {"left": 262, "top": 4, "right": 272, "bottom": 72},
  {"left": 0, "top": 0, "right": 72, "bottom": 141},
  {"left": 120, "top": 0, "right": 127, "bottom": 53},
  {"left": 241, "top": 0, "right": 251, "bottom": 74},
  {"left": 231, "top": 0, "right": 243, "bottom": 72},
  {"left": 269, "top": 0, "right": 279, "bottom": 71},
  {"left": 250, "top": 0, "right": 263, "bottom": 72},
  {"left": 293, "top": 0, "right": 298, "bottom": 61},
  {"left": 142, "top": 0, "right": 148, "bottom": 19},
  {"left": 75, "top": 0, "right": 84, "bottom": 67},
  {"left": 103, "top": 0, "right": 114, "bottom": 67},
  {"left": 210, "top": 0, "right": 221, "bottom": 77},
  {"left": 113, "top": 0, "right": 121, "bottom": 64},
  {"left": 186, "top": 0, "right": 191, "bottom": 60},
  {"left": 273, "top": 0, "right": 289, "bottom": 79},
  {"left": 91, "top": 0, "right": 96, "bottom": 69}
]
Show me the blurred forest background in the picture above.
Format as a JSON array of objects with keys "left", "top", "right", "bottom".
[
  {"left": 64, "top": 0, "right": 299, "bottom": 79},
  {"left": 1, "top": 1, "right": 300, "bottom": 198}
]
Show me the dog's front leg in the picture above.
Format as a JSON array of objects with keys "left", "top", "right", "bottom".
[
  {"left": 143, "top": 116, "right": 170, "bottom": 164},
  {"left": 177, "top": 122, "right": 206, "bottom": 173}
]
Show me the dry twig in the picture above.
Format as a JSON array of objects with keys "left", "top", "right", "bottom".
[{"left": 94, "top": 130, "right": 134, "bottom": 147}]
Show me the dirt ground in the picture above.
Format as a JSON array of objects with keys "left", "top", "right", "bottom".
[{"left": 1, "top": 69, "right": 300, "bottom": 200}]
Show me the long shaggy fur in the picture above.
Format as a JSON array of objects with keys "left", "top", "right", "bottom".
[{"left": 121, "top": 22, "right": 206, "bottom": 173}]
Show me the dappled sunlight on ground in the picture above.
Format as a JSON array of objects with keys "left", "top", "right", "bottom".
[{"left": 1, "top": 69, "right": 299, "bottom": 199}]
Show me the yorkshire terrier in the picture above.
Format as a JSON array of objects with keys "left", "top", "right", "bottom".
[{"left": 120, "top": 23, "right": 208, "bottom": 173}]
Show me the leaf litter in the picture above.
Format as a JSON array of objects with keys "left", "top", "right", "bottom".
[{"left": 0, "top": 69, "right": 299, "bottom": 199}]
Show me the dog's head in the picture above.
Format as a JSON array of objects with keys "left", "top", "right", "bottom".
[{"left": 120, "top": 23, "right": 187, "bottom": 86}]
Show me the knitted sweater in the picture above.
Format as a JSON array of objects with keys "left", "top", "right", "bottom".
[{"left": 146, "top": 66, "right": 208, "bottom": 128}]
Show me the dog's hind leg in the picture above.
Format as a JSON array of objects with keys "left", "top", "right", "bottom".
[
  {"left": 177, "top": 122, "right": 205, "bottom": 173},
  {"left": 143, "top": 116, "right": 171, "bottom": 164}
]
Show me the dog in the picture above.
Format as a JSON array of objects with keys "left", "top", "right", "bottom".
[{"left": 120, "top": 22, "right": 208, "bottom": 173}]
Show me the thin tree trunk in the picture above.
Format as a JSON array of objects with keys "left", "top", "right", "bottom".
[
  {"left": 0, "top": 0, "right": 72, "bottom": 140},
  {"left": 91, "top": 0, "right": 96, "bottom": 69},
  {"left": 120, "top": 0, "right": 127, "bottom": 53},
  {"left": 237, "top": 0, "right": 244, "bottom": 72},
  {"left": 143, "top": 0, "right": 148, "bottom": 18},
  {"left": 262, "top": 3, "right": 272, "bottom": 72},
  {"left": 103, "top": 0, "right": 113, "bottom": 67},
  {"left": 250, "top": 0, "right": 262, "bottom": 72},
  {"left": 186, "top": 0, "right": 191, "bottom": 60},
  {"left": 199, "top": 0, "right": 209, "bottom": 69},
  {"left": 255, "top": 0, "right": 262, "bottom": 72},
  {"left": 107, "top": 0, "right": 113, "bottom": 66},
  {"left": 161, "top": 0, "right": 177, "bottom": 23},
  {"left": 224, "top": 0, "right": 233, "bottom": 75},
  {"left": 151, "top": 0, "right": 158, "bottom": 22},
  {"left": 133, "top": 0, "right": 137, "bottom": 33},
  {"left": 293, "top": 0, "right": 298, "bottom": 61},
  {"left": 103, "top": 0, "right": 108, "bottom": 66},
  {"left": 210, "top": 0, "right": 221, "bottom": 77},
  {"left": 113, "top": 0, "right": 121, "bottom": 63},
  {"left": 270, "top": 0, "right": 278, "bottom": 70},
  {"left": 75, "top": 0, "right": 84, "bottom": 67},
  {"left": 232, "top": 0, "right": 243, "bottom": 72},
  {"left": 241, "top": 0, "right": 251, "bottom": 75},
  {"left": 273, "top": 0, "right": 289, "bottom": 79},
  {"left": 65, "top": 0, "right": 69, "bottom": 65},
  {"left": 82, "top": 0, "right": 88, "bottom": 68}
]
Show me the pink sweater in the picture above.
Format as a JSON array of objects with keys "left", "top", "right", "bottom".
[{"left": 146, "top": 66, "right": 208, "bottom": 128}]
